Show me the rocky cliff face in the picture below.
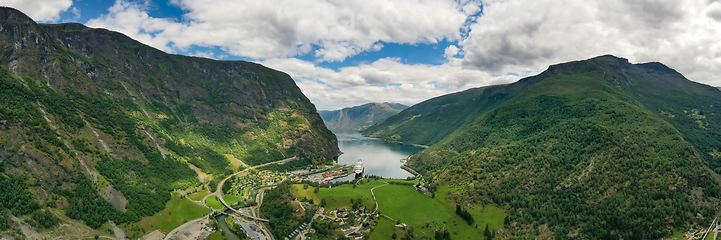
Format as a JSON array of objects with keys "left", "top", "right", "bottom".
[{"left": 0, "top": 7, "right": 338, "bottom": 233}]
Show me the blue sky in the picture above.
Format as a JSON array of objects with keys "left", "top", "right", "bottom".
[{"left": 4, "top": 0, "right": 721, "bottom": 109}]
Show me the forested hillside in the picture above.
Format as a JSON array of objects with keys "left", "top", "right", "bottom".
[
  {"left": 384, "top": 55, "right": 721, "bottom": 239},
  {"left": 319, "top": 102, "right": 407, "bottom": 131},
  {"left": 363, "top": 77, "right": 544, "bottom": 146},
  {"left": 0, "top": 7, "right": 338, "bottom": 233}
]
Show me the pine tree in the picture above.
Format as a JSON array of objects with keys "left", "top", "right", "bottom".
[{"left": 484, "top": 224, "right": 491, "bottom": 239}]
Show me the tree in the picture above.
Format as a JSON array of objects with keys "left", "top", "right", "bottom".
[
  {"left": 484, "top": 224, "right": 491, "bottom": 239},
  {"left": 504, "top": 216, "right": 510, "bottom": 226},
  {"left": 392, "top": 232, "right": 398, "bottom": 239},
  {"left": 320, "top": 198, "right": 327, "bottom": 207},
  {"left": 314, "top": 186, "right": 320, "bottom": 193}
]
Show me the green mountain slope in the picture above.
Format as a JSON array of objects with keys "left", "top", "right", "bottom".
[
  {"left": 0, "top": 7, "right": 338, "bottom": 233},
  {"left": 395, "top": 55, "right": 721, "bottom": 239},
  {"left": 363, "top": 75, "right": 546, "bottom": 146},
  {"left": 319, "top": 102, "right": 408, "bottom": 131}
]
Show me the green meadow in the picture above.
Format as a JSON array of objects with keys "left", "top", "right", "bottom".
[
  {"left": 291, "top": 179, "right": 385, "bottom": 210},
  {"left": 187, "top": 191, "right": 210, "bottom": 201},
  {"left": 296, "top": 179, "right": 507, "bottom": 240},
  {"left": 374, "top": 182, "right": 506, "bottom": 239},
  {"left": 121, "top": 196, "right": 211, "bottom": 239},
  {"left": 223, "top": 194, "right": 245, "bottom": 205},
  {"left": 205, "top": 196, "right": 225, "bottom": 210}
]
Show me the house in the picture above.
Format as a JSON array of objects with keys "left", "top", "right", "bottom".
[
  {"left": 362, "top": 227, "right": 371, "bottom": 232},
  {"left": 416, "top": 186, "right": 427, "bottom": 194}
]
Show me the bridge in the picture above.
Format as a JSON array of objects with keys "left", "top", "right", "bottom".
[
  {"left": 217, "top": 193, "right": 269, "bottom": 222},
  {"left": 202, "top": 157, "right": 298, "bottom": 222}
]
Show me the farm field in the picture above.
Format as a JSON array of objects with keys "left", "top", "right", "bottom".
[{"left": 290, "top": 180, "right": 385, "bottom": 210}]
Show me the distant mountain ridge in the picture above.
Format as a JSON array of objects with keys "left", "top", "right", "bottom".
[
  {"left": 365, "top": 55, "right": 721, "bottom": 239},
  {"left": 320, "top": 102, "right": 408, "bottom": 131}
]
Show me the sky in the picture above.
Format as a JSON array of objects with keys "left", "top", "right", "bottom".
[{"left": 2, "top": 0, "right": 721, "bottom": 110}]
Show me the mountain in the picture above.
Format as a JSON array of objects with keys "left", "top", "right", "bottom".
[
  {"left": 0, "top": 7, "right": 338, "bottom": 234},
  {"left": 319, "top": 102, "right": 408, "bottom": 131},
  {"left": 369, "top": 55, "right": 721, "bottom": 239}
]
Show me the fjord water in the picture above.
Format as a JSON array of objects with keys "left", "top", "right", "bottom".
[{"left": 332, "top": 131, "right": 424, "bottom": 181}]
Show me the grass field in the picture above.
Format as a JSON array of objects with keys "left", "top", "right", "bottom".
[
  {"left": 368, "top": 217, "right": 406, "bottom": 240},
  {"left": 223, "top": 194, "right": 245, "bottom": 205},
  {"left": 205, "top": 196, "right": 225, "bottom": 209},
  {"left": 290, "top": 180, "right": 385, "bottom": 210},
  {"left": 121, "top": 196, "right": 211, "bottom": 239},
  {"left": 206, "top": 231, "right": 225, "bottom": 240},
  {"left": 375, "top": 184, "right": 452, "bottom": 223},
  {"left": 188, "top": 191, "right": 210, "bottom": 201},
  {"left": 364, "top": 180, "right": 506, "bottom": 240}
]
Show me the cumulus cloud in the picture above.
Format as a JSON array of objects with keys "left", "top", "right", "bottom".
[
  {"left": 0, "top": 0, "right": 73, "bottom": 22},
  {"left": 87, "top": 1, "right": 183, "bottom": 52},
  {"left": 461, "top": 0, "right": 721, "bottom": 85},
  {"left": 87, "top": 0, "right": 482, "bottom": 61},
  {"left": 83, "top": 0, "right": 721, "bottom": 109},
  {"left": 260, "top": 57, "right": 519, "bottom": 109}
]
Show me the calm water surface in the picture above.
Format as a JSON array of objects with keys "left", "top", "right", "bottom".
[{"left": 332, "top": 131, "right": 424, "bottom": 181}]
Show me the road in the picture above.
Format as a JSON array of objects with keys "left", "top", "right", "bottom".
[
  {"left": 201, "top": 156, "right": 297, "bottom": 221},
  {"left": 165, "top": 157, "right": 296, "bottom": 240},
  {"left": 370, "top": 181, "right": 389, "bottom": 212}
]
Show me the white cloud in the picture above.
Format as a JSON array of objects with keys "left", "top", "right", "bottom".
[
  {"left": 87, "top": 0, "right": 482, "bottom": 61},
  {"left": 460, "top": 0, "right": 721, "bottom": 86},
  {"left": 86, "top": 1, "right": 183, "bottom": 52},
  {"left": 68, "top": 7, "right": 80, "bottom": 22},
  {"left": 0, "top": 0, "right": 73, "bottom": 22},
  {"left": 83, "top": 0, "right": 721, "bottom": 110},
  {"left": 260, "top": 57, "right": 519, "bottom": 109},
  {"left": 444, "top": 45, "right": 460, "bottom": 59}
]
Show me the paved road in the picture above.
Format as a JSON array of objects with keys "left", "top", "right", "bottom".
[
  {"left": 202, "top": 157, "right": 297, "bottom": 221},
  {"left": 168, "top": 157, "right": 297, "bottom": 240}
]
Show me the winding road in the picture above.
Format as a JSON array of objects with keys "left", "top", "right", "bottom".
[
  {"left": 370, "top": 181, "right": 389, "bottom": 212},
  {"left": 201, "top": 156, "right": 297, "bottom": 221},
  {"left": 165, "top": 157, "right": 297, "bottom": 240}
]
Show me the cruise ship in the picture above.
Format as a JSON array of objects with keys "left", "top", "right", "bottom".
[{"left": 353, "top": 159, "right": 364, "bottom": 175}]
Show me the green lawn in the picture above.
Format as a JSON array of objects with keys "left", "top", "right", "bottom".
[
  {"left": 223, "top": 194, "right": 245, "bottom": 205},
  {"left": 121, "top": 196, "right": 211, "bottom": 239},
  {"left": 206, "top": 230, "right": 225, "bottom": 240},
  {"left": 374, "top": 183, "right": 451, "bottom": 223},
  {"left": 206, "top": 196, "right": 225, "bottom": 209},
  {"left": 188, "top": 191, "right": 210, "bottom": 201},
  {"left": 373, "top": 181, "right": 506, "bottom": 240},
  {"left": 290, "top": 180, "right": 385, "bottom": 210},
  {"left": 368, "top": 217, "right": 406, "bottom": 240}
]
